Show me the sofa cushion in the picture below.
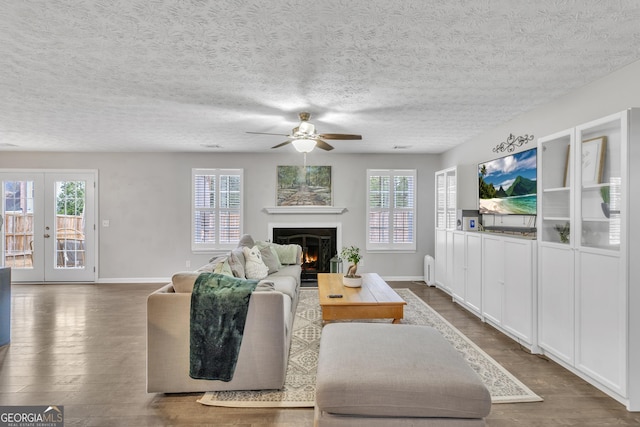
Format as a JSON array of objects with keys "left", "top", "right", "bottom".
[
  {"left": 172, "top": 271, "right": 200, "bottom": 293},
  {"left": 270, "top": 265, "right": 302, "bottom": 287},
  {"left": 255, "top": 281, "right": 275, "bottom": 292},
  {"left": 243, "top": 246, "right": 269, "bottom": 280},
  {"left": 264, "top": 275, "right": 298, "bottom": 301}
]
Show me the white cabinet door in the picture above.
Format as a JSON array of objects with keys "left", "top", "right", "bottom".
[
  {"left": 576, "top": 250, "right": 625, "bottom": 395},
  {"left": 502, "top": 238, "right": 535, "bottom": 344},
  {"left": 482, "top": 234, "right": 503, "bottom": 325},
  {"left": 538, "top": 244, "right": 575, "bottom": 365},
  {"left": 451, "top": 231, "right": 466, "bottom": 302},
  {"left": 465, "top": 233, "right": 482, "bottom": 315},
  {"left": 482, "top": 234, "right": 536, "bottom": 346},
  {"left": 538, "top": 245, "right": 575, "bottom": 364},
  {"left": 434, "top": 228, "right": 447, "bottom": 288},
  {"left": 444, "top": 230, "right": 455, "bottom": 293}
]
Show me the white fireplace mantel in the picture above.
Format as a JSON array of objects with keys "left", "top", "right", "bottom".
[{"left": 263, "top": 206, "right": 347, "bottom": 214}]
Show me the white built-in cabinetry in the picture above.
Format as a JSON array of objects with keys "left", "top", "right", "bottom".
[
  {"left": 435, "top": 109, "right": 639, "bottom": 411},
  {"left": 537, "top": 109, "right": 639, "bottom": 411},
  {"left": 451, "top": 231, "right": 482, "bottom": 317},
  {"left": 435, "top": 166, "right": 538, "bottom": 349},
  {"left": 481, "top": 233, "right": 537, "bottom": 349},
  {"left": 434, "top": 167, "right": 458, "bottom": 292}
]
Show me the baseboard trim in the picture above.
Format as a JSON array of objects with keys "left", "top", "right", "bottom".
[
  {"left": 97, "top": 277, "right": 169, "bottom": 284},
  {"left": 380, "top": 275, "right": 426, "bottom": 283},
  {"left": 96, "top": 275, "right": 427, "bottom": 284}
]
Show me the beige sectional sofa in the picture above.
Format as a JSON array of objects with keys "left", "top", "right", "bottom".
[{"left": 146, "top": 235, "right": 302, "bottom": 393}]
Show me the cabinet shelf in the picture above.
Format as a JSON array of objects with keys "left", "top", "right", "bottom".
[
  {"left": 582, "top": 217, "right": 613, "bottom": 223},
  {"left": 543, "top": 216, "right": 570, "bottom": 221},
  {"left": 543, "top": 187, "right": 570, "bottom": 193},
  {"left": 582, "top": 183, "right": 610, "bottom": 190}
]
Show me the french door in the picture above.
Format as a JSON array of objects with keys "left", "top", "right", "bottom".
[{"left": 1, "top": 170, "right": 96, "bottom": 282}]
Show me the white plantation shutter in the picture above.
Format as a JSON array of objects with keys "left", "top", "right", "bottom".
[
  {"left": 192, "top": 169, "right": 243, "bottom": 251},
  {"left": 367, "top": 169, "right": 416, "bottom": 251}
]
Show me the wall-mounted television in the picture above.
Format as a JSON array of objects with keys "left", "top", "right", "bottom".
[{"left": 478, "top": 147, "right": 537, "bottom": 215}]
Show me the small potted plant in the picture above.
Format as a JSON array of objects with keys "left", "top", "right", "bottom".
[
  {"left": 340, "top": 245, "right": 362, "bottom": 287},
  {"left": 554, "top": 222, "right": 570, "bottom": 244},
  {"left": 600, "top": 186, "right": 610, "bottom": 218}
]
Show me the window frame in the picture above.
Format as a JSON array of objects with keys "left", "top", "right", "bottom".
[
  {"left": 191, "top": 168, "right": 244, "bottom": 252},
  {"left": 366, "top": 169, "right": 417, "bottom": 252}
]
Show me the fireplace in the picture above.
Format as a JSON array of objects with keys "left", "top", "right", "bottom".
[{"left": 272, "top": 227, "right": 337, "bottom": 282}]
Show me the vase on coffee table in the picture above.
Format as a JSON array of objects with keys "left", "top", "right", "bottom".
[{"left": 342, "top": 275, "right": 362, "bottom": 287}]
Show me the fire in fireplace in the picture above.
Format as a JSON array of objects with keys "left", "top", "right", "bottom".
[{"left": 272, "top": 227, "right": 337, "bottom": 282}]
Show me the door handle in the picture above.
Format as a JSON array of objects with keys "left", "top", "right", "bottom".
[{"left": 44, "top": 234, "right": 50, "bottom": 238}]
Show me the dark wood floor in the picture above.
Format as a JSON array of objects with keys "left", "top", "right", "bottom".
[{"left": 1, "top": 281, "right": 639, "bottom": 426}]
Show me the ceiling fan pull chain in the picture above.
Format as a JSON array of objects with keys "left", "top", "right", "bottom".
[{"left": 303, "top": 152, "right": 307, "bottom": 167}]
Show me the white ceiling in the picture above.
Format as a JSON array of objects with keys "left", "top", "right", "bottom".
[{"left": 1, "top": 0, "right": 640, "bottom": 154}]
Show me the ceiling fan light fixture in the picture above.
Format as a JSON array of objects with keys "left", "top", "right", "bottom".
[
  {"left": 292, "top": 138, "right": 316, "bottom": 153},
  {"left": 298, "top": 121, "right": 315, "bottom": 135}
]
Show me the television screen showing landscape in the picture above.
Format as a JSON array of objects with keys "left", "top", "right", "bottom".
[{"left": 478, "top": 148, "right": 537, "bottom": 215}]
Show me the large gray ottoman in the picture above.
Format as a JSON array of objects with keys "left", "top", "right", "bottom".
[{"left": 314, "top": 323, "right": 491, "bottom": 427}]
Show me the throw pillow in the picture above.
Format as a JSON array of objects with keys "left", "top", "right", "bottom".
[
  {"left": 256, "top": 241, "right": 283, "bottom": 269},
  {"left": 213, "top": 259, "right": 234, "bottom": 277},
  {"left": 242, "top": 245, "right": 269, "bottom": 280},
  {"left": 238, "top": 234, "right": 255, "bottom": 248},
  {"left": 198, "top": 255, "right": 227, "bottom": 273},
  {"left": 272, "top": 243, "right": 301, "bottom": 265},
  {"left": 229, "top": 247, "right": 246, "bottom": 278},
  {"left": 260, "top": 246, "right": 280, "bottom": 274}
]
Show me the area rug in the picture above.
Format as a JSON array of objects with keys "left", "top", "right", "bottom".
[{"left": 198, "top": 288, "right": 542, "bottom": 407}]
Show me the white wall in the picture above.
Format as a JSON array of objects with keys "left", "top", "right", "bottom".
[
  {"left": 0, "top": 151, "right": 439, "bottom": 281},
  {"left": 441, "top": 59, "right": 640, "bottom": 209}
]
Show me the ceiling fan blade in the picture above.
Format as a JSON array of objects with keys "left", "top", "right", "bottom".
[
  {"left": 315, "top": 139, "right": 334, "bottom": 151},
  {"left": 318, "top": 133, "right": 362, "bottom": 140},
  {"left": 271, "top": 141, "right": 292, "bottom": 149},
  {"left": 247, "top": 131, "right": 291, "bottom": 136}
]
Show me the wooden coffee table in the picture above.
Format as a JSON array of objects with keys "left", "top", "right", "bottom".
[{"left": 317, "top": 272, "right": 406, "bottom": 323}]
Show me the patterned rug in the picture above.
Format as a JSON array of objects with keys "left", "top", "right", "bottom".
[{"left": 198, "top": 288, "right": 542, "bottom": 407}]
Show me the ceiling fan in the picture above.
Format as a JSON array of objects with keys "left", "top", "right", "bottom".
[{"left": 246, "top": 112, "right": 362, "bottom": 152}]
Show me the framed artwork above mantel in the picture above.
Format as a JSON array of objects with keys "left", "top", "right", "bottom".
[{"left": 276, "top": 165, "right": 332, "bottom": 207}]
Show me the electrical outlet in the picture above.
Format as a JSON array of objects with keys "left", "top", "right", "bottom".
[{"left": 185, "top": 260, "right": 191, "bottom": 268}]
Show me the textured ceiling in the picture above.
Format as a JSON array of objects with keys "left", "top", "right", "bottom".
[{"left": 1, "top": 0, "right": 640, "bottom": 154}]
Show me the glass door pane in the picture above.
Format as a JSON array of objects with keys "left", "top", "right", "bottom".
[
  {"left": 436, "top": 172, "right": 445, "bottom": 228},
  {"left": 54, "top": 180, "right": 86, "bottom": 269},
  {"left": 44, "top": 172, "right": 95, "bottom": 282},
  {"left": 577, "top": 114, "right": 622, "bottom": 251},
  {"left": 446, "top": 171, "right": 457, "bottom": 229},
  {"left": 3, "top": 180, "right": 35, "bottom": 268},
  {"left": 538, "top": 130, "right": 573, "bottom": 244}
]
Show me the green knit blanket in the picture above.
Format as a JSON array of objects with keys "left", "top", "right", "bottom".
[{"left": 189, "top": 273, "right": 258, "bottom": 381}]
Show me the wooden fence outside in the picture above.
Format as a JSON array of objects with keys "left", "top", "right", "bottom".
[{"left": 3, "top": 213, "right": 85, "bottom": 267}]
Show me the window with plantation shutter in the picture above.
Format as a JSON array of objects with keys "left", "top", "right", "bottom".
[
  {"left": 192, "top": 169, "right": 243, "bottom": 251},
  {"left": 367, "top": 169, "right": 416, "bottom": 251}
]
